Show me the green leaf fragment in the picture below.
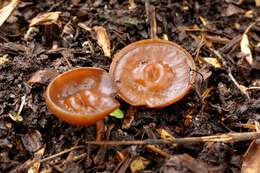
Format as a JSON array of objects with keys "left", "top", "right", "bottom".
[
  {"left": 124, "top": 19, "right": 139, "bottom": 26},
  {"left": 109, "top": 108, "right": 124, "bottom": 119}
]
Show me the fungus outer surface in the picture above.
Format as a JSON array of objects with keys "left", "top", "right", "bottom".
[
  {"left": 110, "top": 39, "right": 196, "bottom": 108},
  {"left": 45, "top": 67, "right": 120, "bottom": 125}
]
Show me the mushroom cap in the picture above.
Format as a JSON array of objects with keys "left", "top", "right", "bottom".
[
  {"left": 110, "top": 39, "right": 196, "bottom": 108},
  {"left": 45, "top": 67, "right": 120, "bottom": 125}
]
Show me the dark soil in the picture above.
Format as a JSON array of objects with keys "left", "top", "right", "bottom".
[{"left": 0, "top": 0, "right": 260, "bottom": 172}]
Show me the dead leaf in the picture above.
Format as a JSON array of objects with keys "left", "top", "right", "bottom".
[
  {"left": 240, "top": 34, "right": 253, "bottom": 65},
  {"left": 203, "top": 57, "right": 222, "bottom": 68},
  {"left": 244, "top": 10, "right": 254, "bottom": 18},
  {"left": 129, "top": 0, "right": 137, "bottom": 10},
  {"left": 28, "top": 144, "right": 46, "bottom": 173},
  {"left": 0, "top": 54, "right": 9, "bottom": 65},
  {"left": 162, "top": 34, "right": 168, "bottom": 40},
  {"left": 122, "top": 106, "right": 136, "bottom": 129},
  {"left": 24, "top": 26, "right": 39, "bottom": 41},
  {"left": 27, "top": 70, "right": 59, "bottom": 86},
  {"left": 224, "top": 4, "right": 245, "bottom": 16},
  {"left": 29, "top": 11, "right": 62, "bottom": 27},
  {"left": 21, "top": 130, "right": 43, "bottom": 153},
  {"left": 78, "top": 22, "right": 92, "bottom": 32},
  {"left": 0, "top": 0, "right": 20, "bottom": 27},
  {"left": 93, "top": 26, "right": 111, "bottom": 57},
  {"left": 156, "top": 128, "right": 177, "bottom": 147},
  {"left": 160, "top": 154, "right": 209, "bottom": 173},
  {"left": 228, "top": 71, "right": 250, "bottom": 99},
  {"left": 256, "top": 0, "right": 260, "bottom": 7},
  {"left": 242, "top": 140, "right": 260, "bottom": 173},
  {"left": 130, "top": 156, "right": 150, "bottom": 173}
]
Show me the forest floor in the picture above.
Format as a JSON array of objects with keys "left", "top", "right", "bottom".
[{"left": 0, "top": 0, "right": 260, "bottom": 172}]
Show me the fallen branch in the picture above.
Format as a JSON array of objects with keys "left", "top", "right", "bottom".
[
  {"left": 24, "top": 131, "right": 260, "bottom": 171},
  {"left": 85, "top": 132, "right": 260, "bottom": 145}
]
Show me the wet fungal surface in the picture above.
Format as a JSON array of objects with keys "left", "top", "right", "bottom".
[
  {"left": 110, "top": 39, "right": 196, "bottom": 108},
  {"left": 45, "top": 67, "right": 120, "bottom": 125}
]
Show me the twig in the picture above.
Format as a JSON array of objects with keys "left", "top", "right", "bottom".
[
  {"left": 247, "top": 87, "right": 260, "bottom": 90},
  {"left": 145, "top": 0, "right": 157, "bottom": 39},
  {"left": 37, "top": 145, "right": 87, "bottom": 163},
  {"left": 195, "top": 35, "right": 205, "bottom": 63},
  {"left": 85, "top": 132, "right": 260, "bottom": 145},
  {"left": 28, "top": 132, "right": 260, "bottom": 171},
  {"left": 209, "top": 48, "right": 227, "bottom": 66},
  {"left": 219, "top": 35, "right": 241, "bottom": 53},
  {"left": 228, "top": 70, "right": 250, "bottom": 99},
  {"left": 150, "top": 6, "right": 157, "bottom": 39},
  {"left": 145, "top": 144, "right": 172, "bottom": 158},
  {"left": 184, "top": 28, "right": 233, "bottom": 39},
  {"left": 61, "top": 50, "right": 72, "bottom": 68}
]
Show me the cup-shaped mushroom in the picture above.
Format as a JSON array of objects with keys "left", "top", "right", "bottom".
[
  {"left": 45, "top": 67, "right": 120, "bottom": 125},
  {"left": 110, "top": 39, "right": 196, "bottom": 108}
]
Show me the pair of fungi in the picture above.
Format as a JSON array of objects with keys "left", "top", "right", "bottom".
[{"left": 45, "top": 39, "right": 196, "bottom": 126}]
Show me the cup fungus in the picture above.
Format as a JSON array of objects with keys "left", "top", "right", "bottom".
[
  {"left": 110, "top": 39, "right": 196, "bottom": 108},
  {"left": 45, "top": 67, "right": 120, "bottom": 125}
]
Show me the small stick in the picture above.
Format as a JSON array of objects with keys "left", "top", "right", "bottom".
[
  {"left": 37, "top": 145, "right": 87, "bottom": 163},
  {"left": 145, "top": 0, "right": 157, "bottom": 39},
  {"left": 195, "top": 35, "right": 205, "bottom": 63},
  {"left": 61, "top": 50, "right": 72, "bottom": 68},
  {"left": 228, "top": 70, "right": 250, "bottom": 99},
  {"left": 145, "top": 144, "right": 172, "bottom": 158},
  {"left": 219, "top": 35, "right": 241, "bottom": 53},
  {"left": 85, "top": 132, "right": 260, "bottom": 145},
  {"left": 150, "top": 6, "right": 157, "bottom": 39},
  {"left": 32, "top": 132, "right": 260, "bottom": 169},
  {"left": 145, "top": 0, "right": 150, "bottom": 23}
]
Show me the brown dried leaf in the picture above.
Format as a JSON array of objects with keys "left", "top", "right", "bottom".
[
  {"left": 240, "top": 34, "right": 253, "bottom": 65},
  {"left": 130, "top": 156, "right": 151, "bottom": 173},
  {"left": 244, "top": 10, "right": 254, "bottom": 18},
  {"left": 27, "top": 70, "right": 59, "bottom": 86},
  {"left": 29, "top": 11, "right": 62, "bottom": 27},
  {"left": 0, "top": 54, "right": 8, "bottom": 65},
  {"left": 129, "top": 0, "right": 137, "bottom": 10},
  {"left": 256, "top": 0, "right": 260, "bottom": 7},
  {"left": 242, "top": 140, "right": 260, "bottom": 173},
  {"left": 28, "top": 144, "right": 46, "bottom": 173},
  {"left": 156, "top": 128, "right": 177, "bottom": 147},
  {"left": 0, "top": 0, "right": 20, "bottom": 27},
  {"left": 224, "top": 4, "right": 245, "bottom": 16},
  {"left": 93, "top": 26, "right": 111, "bottom": 57},
  {"left": 21, "top": 130, "right": 43, "bottom": 153},
  {"left": 203, "top": 57, "right": 222, "bottom": 68},
  {"left": 122, "top": 106, "right": 136, "bottom": 129},
  {"left": 160, "top": 154, "right": 209, "bottom": 173}
]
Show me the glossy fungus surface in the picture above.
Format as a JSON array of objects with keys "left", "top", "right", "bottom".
[
  {"left": 110, "top": 39, "right": 196, "bottom": 108},
  {"left": 45, "top": 67, "right": 120, "bottom": 125}
]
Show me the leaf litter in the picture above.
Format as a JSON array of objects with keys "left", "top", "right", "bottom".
[{"left": 0, "top": 0, "right": 260, "bottom": 172}]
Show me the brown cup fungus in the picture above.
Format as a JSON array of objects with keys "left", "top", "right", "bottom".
[
  {"left": 110, "top": 39, "right": 196, "bottom": 108},
  {"left": 45, "top": 67, "right": 120, "bottom": 125}
]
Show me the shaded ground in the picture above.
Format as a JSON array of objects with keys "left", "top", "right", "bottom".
[{"left": 0, "top": 0, "right": 260, "bottom": 172}]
